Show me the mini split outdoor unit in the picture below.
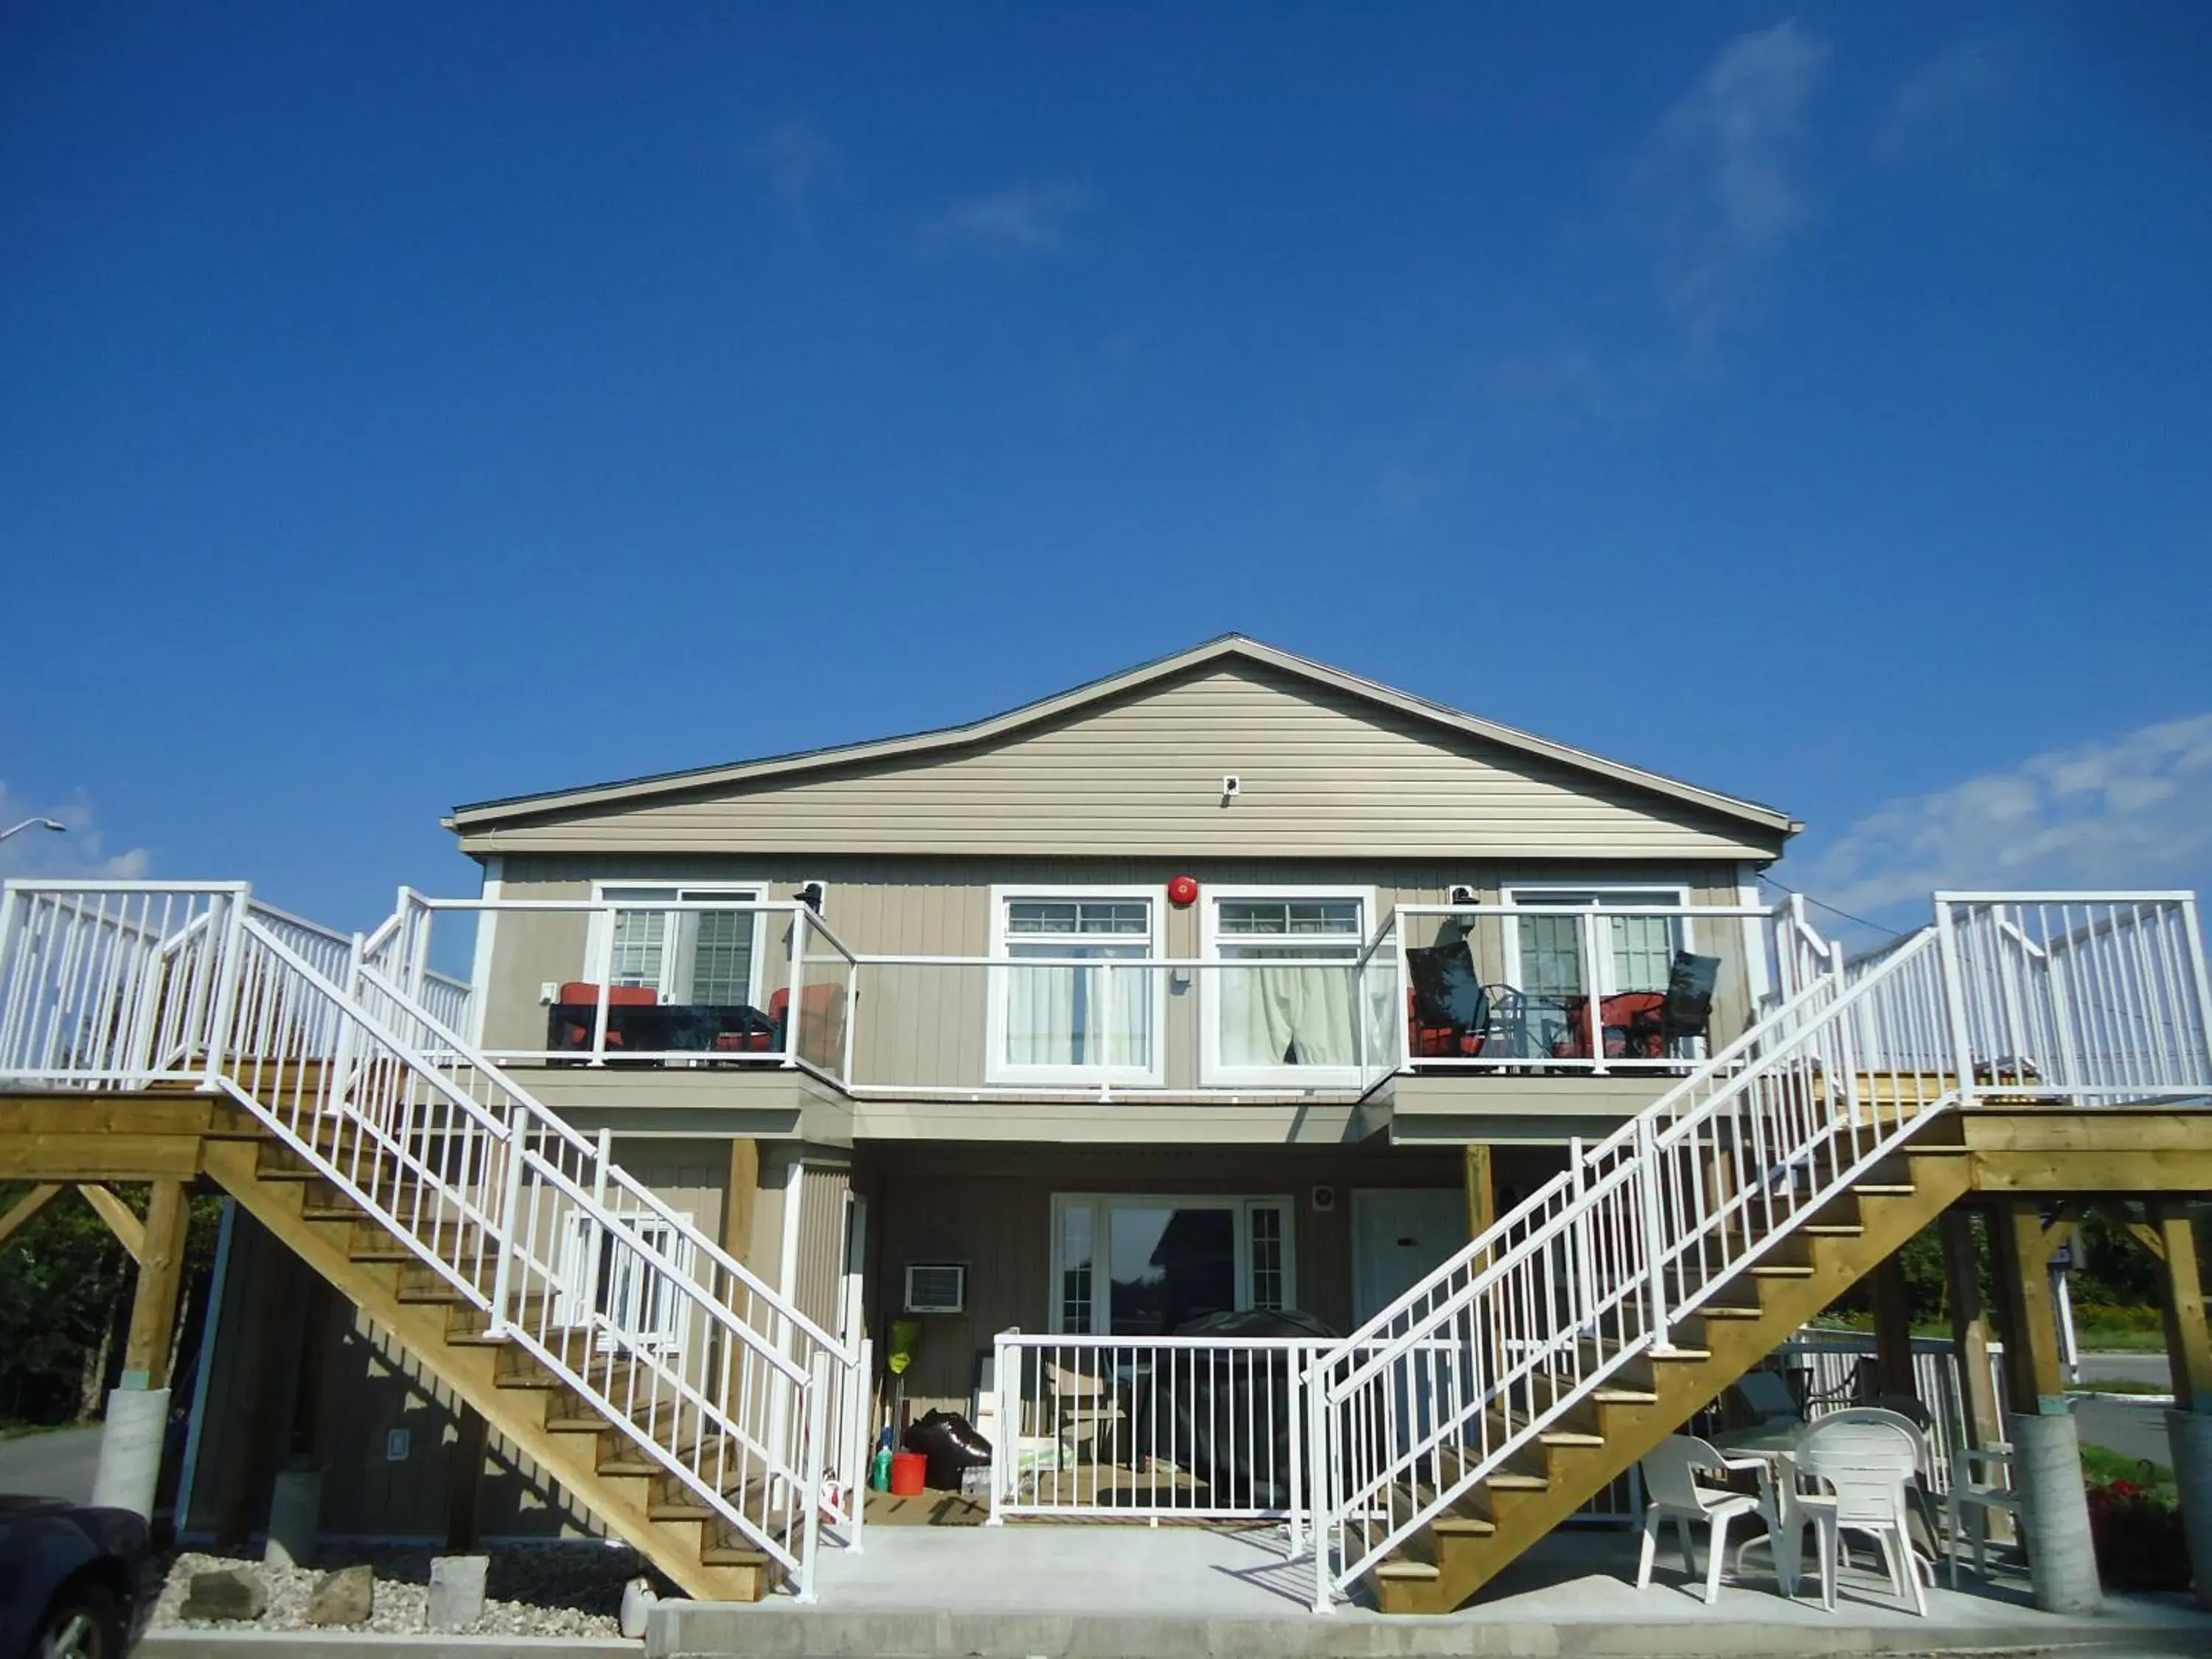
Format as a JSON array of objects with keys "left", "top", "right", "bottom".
[{"left": 903, "top": 1262, "right": 967, "bottom": 1314}]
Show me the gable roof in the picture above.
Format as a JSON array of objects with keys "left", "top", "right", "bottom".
[{"left": 447, "top": 635, "right": 1798, "bottom": 840}]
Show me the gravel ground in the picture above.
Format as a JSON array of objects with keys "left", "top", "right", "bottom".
[{"left": 152, "top": 1542, "right": 643, "bottom": 1638}]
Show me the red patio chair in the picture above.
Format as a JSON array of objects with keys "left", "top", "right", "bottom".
[{"left": 1552, "top": 991, "right": 1668, "bottom": 1060}]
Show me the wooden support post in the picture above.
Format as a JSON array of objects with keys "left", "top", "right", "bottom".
[
  {"left": 1941, "top": 1208, "right": 2014, "bottom": 1543},
  {"left": 0, "top": 1183, "right": 63, "bottom": 1248},
  {"left": 1941, "top": 1210, "right": 2006, "bottom": 1449},
  {"left": 121, "top": 1179, "right": 189, "bottom": 1390},
  {"left": 77, "top": 1184, "right": 146, "bottom": 1264},
  {"left": 724, "top": 1137, "right": 760, "bottom": 1280},
  {"left": 1992, "top": 1200, "right": 2065, "bottom": 1408},
  {"left": 1869, "top": 1250, "right": 1916, "bottom": 1398},
  {"left": 1463, "top": 1144, "right": 1495, "bottom": 1242},
  {"left": 445, "top": 1403, "right": 490, "bottom": 1551},
  {"left": 2152, "top": 1200, "right": 2212, "bottom": 1413}
]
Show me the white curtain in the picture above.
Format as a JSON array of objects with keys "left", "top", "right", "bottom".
[
  {"left": 1006, "top": 951, "right": 1148, "bottom": 1068},
  {"left": 1219, "top": 960, "right": 1361, "bottom": 1068}
]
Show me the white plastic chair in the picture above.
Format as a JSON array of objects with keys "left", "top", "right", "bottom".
[
  {"left": 1945, "top": 1443, "right": 2019, "bottom": 1586},
  {"left": 1789, "top": 1411, "right": 1932, "bottom": 1615},
  {"left": 1635, "top": 1435, "right": 1784, "bottom": 1604}
]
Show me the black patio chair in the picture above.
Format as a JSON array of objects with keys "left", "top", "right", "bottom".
[
  {"left": 1407, "top": 940, "right": 1489, "bottom": 1060},
  {"left": 1660, "top": 950, "right": 1723, "bottom": 1048}
]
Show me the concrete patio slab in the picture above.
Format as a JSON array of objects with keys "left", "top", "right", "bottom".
[{"left": 646, "top": 1524, "right": 2212, "bottom": 1658}]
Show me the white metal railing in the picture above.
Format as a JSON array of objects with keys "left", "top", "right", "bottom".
[
  {"left": 1305, "top": 927, "right": 1961, "bottom": 1604},
  {"left": 425, "top": 891, "right": 1776, "bottom": 1101},
  {"left": 0, "top": 880, "right": 859, "bottom": 1599},
  {"left": 988, "top": 1329, "right": 1342, "bottom": 1551},
  {"left": 383, "top": 892, "right": 857, "bottom": 1078},
  {"left": 1390, "top": 901, "right": 1770, "bottom": 1077},
  {"left": 1304, "top": 888, "right": 2212, "bottom": 1610},
  {"left": 1940, "top": 894, "right": 2212, "bottom": 1102}
]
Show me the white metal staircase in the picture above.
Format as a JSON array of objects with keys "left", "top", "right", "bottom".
[
  {"left": 1305, "top": 892, "right": 2212, "bottom": 1612},
  {"left": 0, "top": 881, "right": 863, "bottom": 1601}
]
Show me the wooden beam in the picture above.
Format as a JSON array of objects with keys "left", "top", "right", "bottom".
[
  {"left": 1868, "top": 1251, "right": 1916, "bottom": 1397},
  {"left": 76, "top": 1183, "right": 145, "bottom": 1263},
  {"left": 2096, "top": 1202, "right": 2168, "bottom": 1263},
  {"left": 1992, "top": 1200, "right": 2065, "bottom": 1407},
  {"left": 1940, "top": 1208, "right": 2013, "bottom": 1540},
  {"left": 0, "top": 1132, "right": 206, "bottom": 1181},
  {"left": 0, "top": 1183, "right": 63, "bottom": 1248},
  {"left": 2151, "top": 1200, "right": 2212, "bottom": 1413},
  {"left": 1464, "top": 1144, "right": 1495, "bottom": 1242},
  {"left": 121, "top": 1178, "right": 191, "bottom": 1389},
  {"left": 723, "top": 1137, "right": 759, "bottom": 1279}
]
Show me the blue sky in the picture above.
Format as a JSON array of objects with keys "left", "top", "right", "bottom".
[{"left": 4, "top": 4, "right": 2208, "bottom": 934}]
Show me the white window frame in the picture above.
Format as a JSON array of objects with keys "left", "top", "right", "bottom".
[
  {"left": 1497, "top": 879, "right": 1695, "bottom": 998},
  {"left": 985, "top": 884, "right": 1166, "bottom": 1088},
  {"left": 557, "top": 1208, "right": 698, "bottom": 1355},
  {"left": 583, "top": 880, "right": 771, "bottom": 1009},
  {"left": 1198, "top": 884, "right": 1378, "bottom": 1089},
  {"left": 1047, "top": 1192, "right": 1297, "bottom": 1335}
]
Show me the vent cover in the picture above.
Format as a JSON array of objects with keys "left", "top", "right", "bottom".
[{"left": 904, "top": 1262, "right": 967, "bottom": 1314}]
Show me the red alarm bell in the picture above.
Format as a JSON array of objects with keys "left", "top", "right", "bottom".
[{"left": 1169, "top": 876, "right": 1200, "bottom": 907}]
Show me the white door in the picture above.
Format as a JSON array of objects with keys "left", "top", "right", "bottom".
[{"left": 1352, "top": 1189, "right": 1469, "bottom": 1324}]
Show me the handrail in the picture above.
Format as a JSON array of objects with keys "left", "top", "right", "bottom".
[
  {"left": 1307, "top": 922, "right": 1964, "bottom": 1607},
  {"left": 224, "top": 916, "right": 836, "bottom": 1582},
  {"left": 353, "top": 960, "right": 852, "bottom": 1361}
]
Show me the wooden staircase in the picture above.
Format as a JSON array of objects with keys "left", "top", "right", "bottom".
[
  {"left": 0, "top": 1091, "right": 777, "bottom": 1601},
  {"left": 1369, "top": 1138, "right": 1974, "bottom": 1614}
]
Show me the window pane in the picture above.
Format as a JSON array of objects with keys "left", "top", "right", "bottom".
[
  {"left": 1610, "top": 916, "right": 1675, "bottom": 993},
  {"left": 1005, "top": 946, "right": 1150, "bottom": 1068},
  {"left": 1517, "top": 915, "right": 1585, "bottom": 1001},
  {"left": 1250, "top": 1206, "right": 1285, "bottom": 1311},
  {"left": 687, "top": 910, "right": 755, "bottom": 1005},
  {"left": 1060, "top": 1204, "right": 1095, "bottom": 1334},
  {"left": 609, "top": 911, "right": 667, "bottom": 990},
  {"left": 1108, "top": 1206, "right": 1235, "bottom": 1335},
  {"left": 1008, "top": 899, "right": 1150, "bottom": 937},
  {"left": 1218, "top": 900, "right": 1288, "bottom": 936}
]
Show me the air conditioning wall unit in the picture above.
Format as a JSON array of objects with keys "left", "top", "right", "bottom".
[{"left": 903, "top": 1262, "right": 967, "bottom": 1315}]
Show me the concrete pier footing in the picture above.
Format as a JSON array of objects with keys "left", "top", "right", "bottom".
[
  {"left": 2011, "top": 1406, "right": 2101, "bottom": 1614},
  {"left": 88, "top": 1385, "right": 169, "bottom": 1520}
]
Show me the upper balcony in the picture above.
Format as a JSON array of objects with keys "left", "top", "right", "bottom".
[
  {"left": 3, "top": 882, "right": 2205, "bottom": 1137},
  {"left": 417, "top": 890, "right": 1783, "bottom": 1105}
]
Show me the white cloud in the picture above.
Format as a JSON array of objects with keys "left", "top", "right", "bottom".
[
  {"left": 0, "top": 785, "right": 151, "bottom": 881},
  {"left": 1641, "top": 20, "right": 1831, "bottom": 355},
  {"left": 928, "top": 185, "right": 1090, "bottom": 254},
  {"left": 1876, "top": 38, "right": 2008, "bottom": 164},
  {"left": 1794, "top": 714, "right": 2212, "bottom": 915}
]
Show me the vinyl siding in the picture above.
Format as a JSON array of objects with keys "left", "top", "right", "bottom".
[
  {"left": 458, "top": 663, "right": 1784, "bottom": 860},
  {"left": 793, "top": 1164, "right": 853, "bottom": 1336},
  {"left": 476, "top": 854, "right": 1759, "bottom": 1104}
]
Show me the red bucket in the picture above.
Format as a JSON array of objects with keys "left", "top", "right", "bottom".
[{"left": 889, "top": 1451, "right": 928, "bottom": 1496}]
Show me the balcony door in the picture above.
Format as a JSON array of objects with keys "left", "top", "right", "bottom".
[
  {"left": 1501, "top": 885, "right": 1690, "bottom": 1004},
  {"left": 593, "top": 883, "right": 765, "bottom": 1008}
]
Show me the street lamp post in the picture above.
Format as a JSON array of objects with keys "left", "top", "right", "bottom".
[{"left": 0, "top": 818, "right": 67, "bottom": 844}]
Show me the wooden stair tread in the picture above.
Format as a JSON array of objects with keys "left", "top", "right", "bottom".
[
  {"left": 1374, "top": 1561, "right": 1441, "bottom": 1582},
  {"left": 1484, "top": 1472, "right": 1547, "bottom": 1492},
  {"left": 1430, "top": 1515, "right": 1495, "bottom": 1537}
]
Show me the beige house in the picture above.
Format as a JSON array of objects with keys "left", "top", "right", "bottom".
[
  {"left": 428, "top": 635, "right": 1794, "bottom": 1425},
  {"left": 15, "top": 633, "right": 2211, "bottom": 1618}
]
